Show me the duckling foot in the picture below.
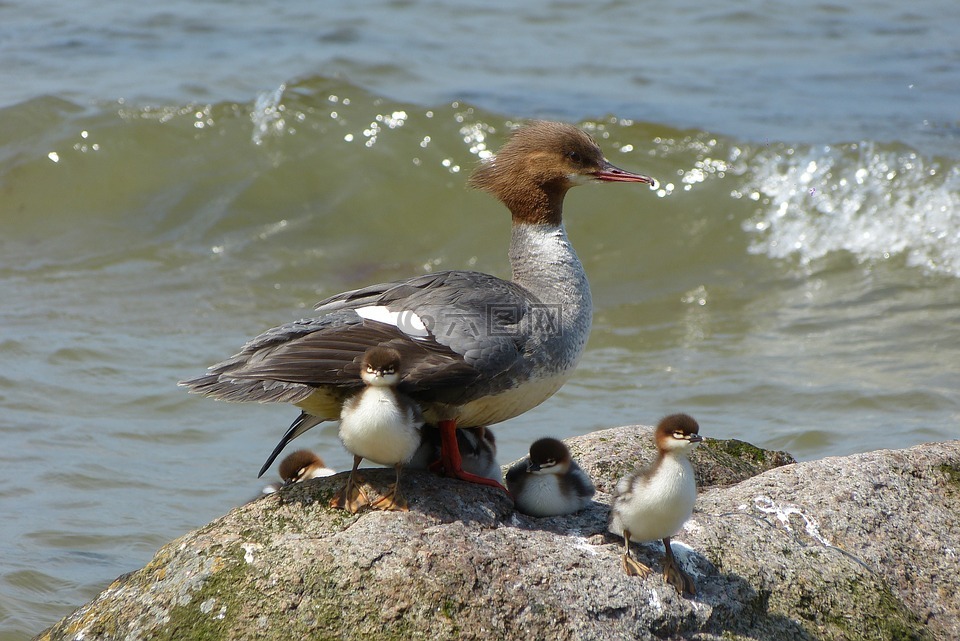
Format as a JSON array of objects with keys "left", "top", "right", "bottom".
[
  {"left": 622, "top": 554, "right": 653, "bottom": 578},
  {"left": 662, "top": 537, "right": 696, "bottom": 595},
  {"left": 620, "top": 531, "right": 653, "bottom": 577},
  {"left": 663, "top": 556, "right": 696, "bottom": 595},
  {"left": 330, "top": 471, "right": 370, "bottom": 514},
  {"left": 370, "top": 483, "right": 409, "bottom": 512}
]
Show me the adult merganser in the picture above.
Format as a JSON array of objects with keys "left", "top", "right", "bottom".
[
  {"left": 609, "top": 414, "right": 703, "bottom": 595},
  {"left": 180, "top": 120, "right": 655, "bottom": 487},
  {"left": 409, "top": 425, "right": 502, "bottom": 484},
  {"left": 506, "top": 437, "right": 595, "bottom": 517},
  {"left": 333, "top": 346, "right": 423, "bottom": 512},
  {"left": 261, "top": 449, "right": 335, "bottom": 494}
]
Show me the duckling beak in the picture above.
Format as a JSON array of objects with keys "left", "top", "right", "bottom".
[
  {"left": 689, "top": 434, "right": 703, "bottom": 443},
  {"left": 527, "top": 461, "right": 542, "bottom": 472},
  {"left": 592, "top": 159, "right": 656, "bottom": 185}
]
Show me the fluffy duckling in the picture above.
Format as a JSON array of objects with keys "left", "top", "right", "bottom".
[
  {"left": 261, "top": 449, "right": 335, "bottom": 494},
  {"left": 609, "top": 413, "right": 703, "bottom": 594},
  {"left": 332, "top": 346, "right": 423, "bottom": 512},
  {"left": 506, "top": 437, "right": 595, "bottom": 516}
]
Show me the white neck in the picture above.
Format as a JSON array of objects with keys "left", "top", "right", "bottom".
[
  {"left": 510, "top": 223, "right": 589, "bottom": 304},
  {"left": 508, "top": 224, "right": 592, "bottom": 363}
]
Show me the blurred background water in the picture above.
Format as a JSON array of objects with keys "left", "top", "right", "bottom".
[{"left": 1, "top": 0, "right": 959, "bottom": 638}]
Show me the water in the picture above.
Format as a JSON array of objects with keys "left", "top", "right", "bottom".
[{"left": 2, "top": 1, "right": 959, "bottom": 638}]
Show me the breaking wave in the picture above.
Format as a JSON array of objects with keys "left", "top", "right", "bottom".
[{"left": 737, "top": 141, "right": 960, "bottom": 277}]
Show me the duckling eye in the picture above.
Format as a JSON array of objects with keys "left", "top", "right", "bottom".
[
  {"left": 366, "top": 365, "right": 375, "bottom": 373},
  {"left": 566, "top": 150, "right": 583, "bottom": 164},
  {"left": 384, "top": 366, "right": 395, "bottom": 375}
]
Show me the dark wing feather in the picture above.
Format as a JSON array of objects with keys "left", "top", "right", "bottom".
[
  {"left": 317, "top": 270, "right": 541, "bottom": 384},
  {"left": 568, "top": 463, "right": 597, "bottom": 499},
  {"left": 257, "top": 411, "right": 325, "bottom": 478},
  {"left": 183, "top": 269, "right": 545, "bottom": 476},
  {"left": 182, "top": 270, "right": 542, "bottom": 404},
  {"left": 227, "top": 318, "right": 484, "bottom": 396},
  {"left": 505, "top": 459, "right": 530, "bottom": 486}
]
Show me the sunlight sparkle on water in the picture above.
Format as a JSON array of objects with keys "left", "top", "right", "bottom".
[
  {"left": 460, "top": 122, "right": 495, "bottom": 158},
  {"left": 377, "top": 110, "right": 408, "bottom": 129}
]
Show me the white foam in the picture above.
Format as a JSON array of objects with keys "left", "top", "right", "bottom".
[
  {"left": 739, "top": 141, "right": 960, "bottom": 277},
  {"left": 251, "top": 83, "right": 287, "bottom": 145}
]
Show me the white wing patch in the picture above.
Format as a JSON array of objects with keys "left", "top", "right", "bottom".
[{"left": 355, "top": 305, "right": 430, "bottom": 339}]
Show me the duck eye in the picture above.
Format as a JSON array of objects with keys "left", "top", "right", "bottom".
[
  {"left": 566, "top": 150, "right": 583, "bottom": 164},
  {"left": 366, "top": 365, "right": 375, "bottom": 373}
]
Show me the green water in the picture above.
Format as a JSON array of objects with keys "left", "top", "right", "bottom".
[
  {"left": 2, "top": 1, "right": 960, "bottom": 638},
  {"left": 3, "top": 86, "right": 957, "bottom": 635}
]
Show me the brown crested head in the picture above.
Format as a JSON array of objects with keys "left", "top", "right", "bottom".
[
  {"left": 278, "top": 449, "right": 323, "bottom": 484},
  {"left": 468, "top": 121, "right": 655, "bottom": 226},
  {"left": 361, "top": 345, "right": 403, "bottom": 375},
  {"left": 654, "top": 413, "right": 703, "bottom": 454},
  {"left": 527, "top": 436, "right": 572, "bottom": 472}
]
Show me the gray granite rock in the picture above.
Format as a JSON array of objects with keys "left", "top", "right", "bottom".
[{"left": 35, "top": 426, "right": 958, "bottom": 641}]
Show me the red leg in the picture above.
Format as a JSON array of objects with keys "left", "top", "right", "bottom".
[{"left": 437, "top": 419, "right": 509, "bottom": 492}]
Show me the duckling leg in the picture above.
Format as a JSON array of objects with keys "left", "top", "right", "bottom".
[
  {"left": 437, "top": 419, "right": 508, "bottom": 492},
  {"left": 620, "top": 530, "right": 653, "bottom": 577},
  {"left": 330, "top": 455, "right": 370, "bottom": 513},
  {"left": 661, "top": 537, "right": 696, "bottom": 595},
  {"left": 370, "top": 464, "right": 409, "bottom": 512}
]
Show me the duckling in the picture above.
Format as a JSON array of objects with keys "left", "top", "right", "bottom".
[
  {"left": 261, "top": 449, "right": 335, "bottom": 494},
  {"left": 409, "top": 425, "right": 502, "bottom": 484},
  {"left": 332, "top": 346, "right": 423, "bottom": 512},
  {"left": 609, "top": 414, "right": 703, "bottom": 594},
  {"left": 506, "top": 437, "right": 595, "bottom": 516}
]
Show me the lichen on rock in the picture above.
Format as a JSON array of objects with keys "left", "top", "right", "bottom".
[{"left": 35, "top": 428, "right": 958, "bottom": 641}]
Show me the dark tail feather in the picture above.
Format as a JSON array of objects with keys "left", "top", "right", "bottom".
[{"left": 258, "top": 411, "right": 327, "bottom": 478}]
